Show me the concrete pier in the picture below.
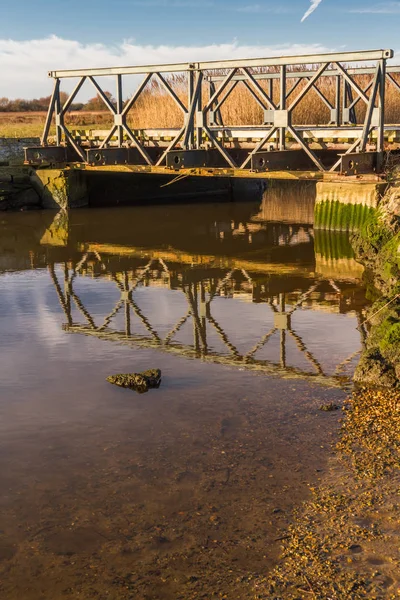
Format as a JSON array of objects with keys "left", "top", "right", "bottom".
[
  {"left": 33, "top": 168, "right": 89, "bottom": 210},
  {"left": 314, "top": 180, "right": 387, "bottom": 231}
]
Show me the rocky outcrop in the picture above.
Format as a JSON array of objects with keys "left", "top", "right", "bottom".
[
  {"left": 0, "top": 173, "right": 42, "bottom": 211},
  {"left": 352, "top": 184, "right": 400, "bottom": 387}
]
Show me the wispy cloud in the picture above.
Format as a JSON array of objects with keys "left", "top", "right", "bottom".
[
  {"left": 349, "top": 1, "right": 400, "bottom": 12},
  {"left": 301, "top": 0, "right": 323, "bottom": 21},
  {"left": 0, "top": 36, "right": 331, "bottom": 100}
]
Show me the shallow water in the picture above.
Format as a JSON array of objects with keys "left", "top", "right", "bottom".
[{"left": 0, "top": 199, "right": 369, "bottom": 599}]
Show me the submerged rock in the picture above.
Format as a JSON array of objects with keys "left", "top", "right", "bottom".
[
  {"left": 319, "top": 402, "right": 340, "bottom": 412},
  {"left": 0, "top": 182, "right": 41, "bottom": 211},
  {"left": 106, "top": 369, "right": 161, "bottom": 393}
]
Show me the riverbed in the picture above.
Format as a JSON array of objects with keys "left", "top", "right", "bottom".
[{"left": 0, "top": 199, "right": 369, "bottom": 599}]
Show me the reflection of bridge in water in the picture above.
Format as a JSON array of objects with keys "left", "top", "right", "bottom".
[
  {"left": 0, "top": 197, "right": 369, "bottom": 385},
  {"left": 48, "top": 249, "right": 368, "bottom": 387}
]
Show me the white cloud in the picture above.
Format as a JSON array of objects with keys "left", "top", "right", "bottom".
[
  {"left": 0, "top": 36, "right": 332, "bottom": 100},
  {"left": 301, "top": 0, "right": 323, "bottom": 22}
]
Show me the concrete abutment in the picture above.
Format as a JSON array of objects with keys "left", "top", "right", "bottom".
[
  {"left": 314, "top": 181, "right": 387, "bottom": 231},
  {"left": 34, "top": 168, "right": 89, "bottom": 210},
  {"left": 1, "top": 165, "right": 390, "bottom": 231}
]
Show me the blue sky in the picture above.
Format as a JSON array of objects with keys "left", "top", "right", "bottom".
[
  {"left": 0, "top": 0, "right": 399, "bottom": 46},
  {"left": 0, "top": 0, "right": 399, "bottom": 98}
]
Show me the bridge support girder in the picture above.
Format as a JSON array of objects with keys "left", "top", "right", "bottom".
[
  {"left": 251, "top": 150, "right": 321, "bottom": 172},
  {"left": 339, "top": 152, "right": 379, "bottom": 176},
  {"left": 86, "top": 147, "right": 148, "bottom": 166},
  {"left": 165, "top": 149, "right": 225, "bottom": 170},
  {"left": 24, "top": 145, "right": 81, "bottom": 166}
]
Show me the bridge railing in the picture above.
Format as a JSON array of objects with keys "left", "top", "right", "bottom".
[{"left": 32, "top": 49, "right": 394, "bottom": 173}]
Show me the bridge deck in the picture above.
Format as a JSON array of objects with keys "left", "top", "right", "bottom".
[
  {"left": 69, "top": 125, "right": 400, "bottom": 146},
  {"left": 80, "top": 165, "right": 384, "bottom": 183}
]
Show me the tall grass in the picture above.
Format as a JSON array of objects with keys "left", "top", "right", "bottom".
[
  {"left": 1, "top": 70, "right": 400, "bottom": 137},
  {"left": 123, "top": 71, "right": 400, "bottom": 128}
]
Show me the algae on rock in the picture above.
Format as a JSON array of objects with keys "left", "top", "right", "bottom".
[{"left": 352, "top": 183, "right": 400, "bottom": 387}]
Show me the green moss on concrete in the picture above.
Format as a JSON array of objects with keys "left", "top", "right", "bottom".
[{"left": 314, "top": 200, "right": 375, "bottom": 232}]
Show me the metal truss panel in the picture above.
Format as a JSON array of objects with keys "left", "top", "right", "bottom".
[
  {"left": 208, "top": 65, "right": 400, "bottom": 83},
  {"left": 30, "top": 48, "right": 396, "bottom": 174}
]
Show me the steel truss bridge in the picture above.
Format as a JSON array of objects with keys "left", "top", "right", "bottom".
[
  {"left": 24, "top": 49, "right": 400, "bottom": 176},
  {"left": 49, "top": 251, "right": 368, "bottom": 387}
]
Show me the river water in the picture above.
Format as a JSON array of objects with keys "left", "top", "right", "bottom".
[{"left": 0, "top": 197, "right": 369, "bottom": 599}]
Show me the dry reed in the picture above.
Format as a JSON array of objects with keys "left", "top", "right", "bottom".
[
  {"left": 1, "top": 70, "right": 400, "bottom": 138},
  {"left": 124, "top": 71, "right": 400, "bottom": 128}
]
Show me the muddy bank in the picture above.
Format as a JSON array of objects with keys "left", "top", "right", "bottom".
[
  {"left": 254, "top": 387, "right": 400, "bottom": 599},
  {"left": 351, "top": 183, "right": 400, "bottom": 387},
  {"left": 249, "top": 185, "right": 400, "bottom": 599}
]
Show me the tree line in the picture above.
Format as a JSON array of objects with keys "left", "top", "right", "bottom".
[{"left": 0, "top": 91, "right": 116, "bottom": 112}]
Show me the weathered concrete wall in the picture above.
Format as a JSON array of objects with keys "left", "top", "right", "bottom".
[
  {"left": 316, "top": 181, "right": 386, "bottom": 208},
  {"left": 315, "top": 181, "right": 387, "bottom": 231},
  {"left": 34, "top": 168, "right": 89, "bottom": 210},
  {"left": 253, "top": 180, "right": 316, "bottom": 224},
  {"left": 0, "top": 137, "right": 40, "bottom": 164},
  {"left": 0, "top": 158, "right": 392, "bottom": 218}
]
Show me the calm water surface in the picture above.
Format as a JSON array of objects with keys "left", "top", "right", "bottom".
[{"left": 0, "top": 199, "right": 368, "bottom": 599}]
